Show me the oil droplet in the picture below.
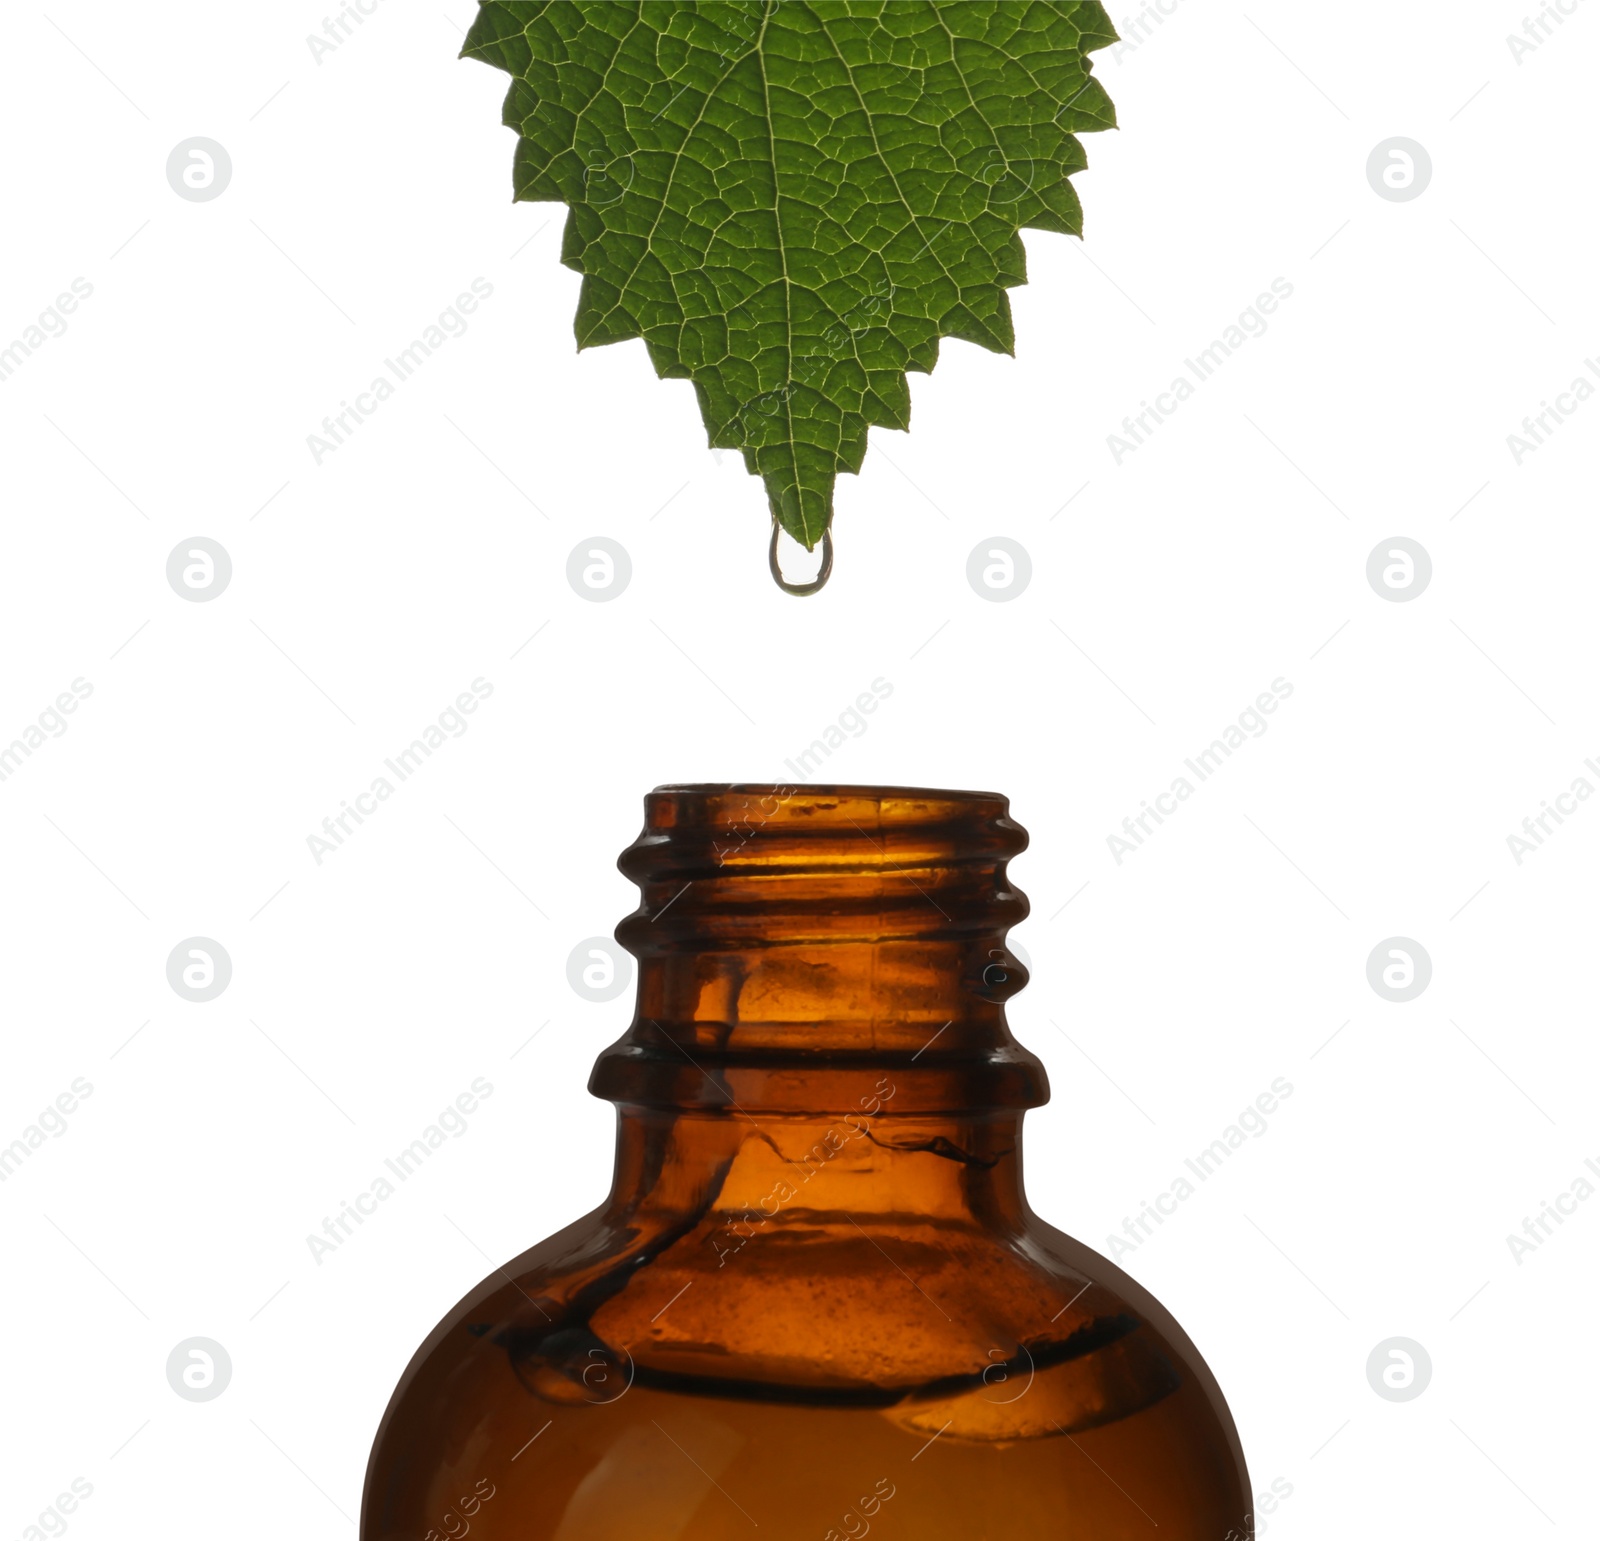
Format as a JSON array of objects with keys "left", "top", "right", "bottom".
[{"left": 769, "top": 523, "right": 833, "bottom": 596}]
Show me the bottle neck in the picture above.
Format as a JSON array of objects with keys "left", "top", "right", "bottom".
[
  {"left": 604, "top": 1105, "right": 1032, "bottom": 1232},
  {"left": 589, "top": 784, "right": 1048, "bottom": 1119}
]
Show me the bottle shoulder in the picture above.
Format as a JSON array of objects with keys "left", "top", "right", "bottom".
[
  {"left": 378, "top": 1201, "right": 1220, "bottom": 1443},
  {"left": 364, "top": 1208, "right": 1251, "bottom": 1538}
]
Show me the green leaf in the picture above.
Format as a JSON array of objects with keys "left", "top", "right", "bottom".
[{"left": 464, "top": 0, "right": 1116, "bottom": 553}]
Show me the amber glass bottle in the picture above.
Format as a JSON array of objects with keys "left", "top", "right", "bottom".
[{"left": 363, "top": 785, "right": 1250, "bottom": 1539}]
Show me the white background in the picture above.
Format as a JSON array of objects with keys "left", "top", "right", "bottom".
[{"left": 2, "top": 1, "right": 1596, "bottom": 1534}]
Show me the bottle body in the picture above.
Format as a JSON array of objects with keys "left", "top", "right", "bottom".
[{"left": 363, "top": 787, "right": 1251, "bottom": 1539}]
